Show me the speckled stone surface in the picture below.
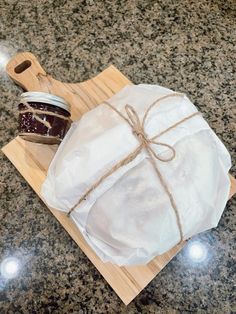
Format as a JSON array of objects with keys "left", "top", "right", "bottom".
[{"left": 0, "top": 0, "right": 235, "bottom": 313}]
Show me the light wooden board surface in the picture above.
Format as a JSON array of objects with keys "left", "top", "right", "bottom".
[{"left": 2, "top": 52, "right": 236, "bottom": 305}]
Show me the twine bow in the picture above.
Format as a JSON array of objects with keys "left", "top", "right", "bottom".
[
  {"left": 67, "top": 92, "right": 200, "bottom": 243},
  {"left": 124, "top": 104, "right": 176, "bottom": 162}
]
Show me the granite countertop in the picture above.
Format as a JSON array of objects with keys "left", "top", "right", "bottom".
[{"left": 0, "top": 0, "right": 235, "bottom": 313}]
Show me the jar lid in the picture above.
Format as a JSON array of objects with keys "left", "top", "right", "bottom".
[{"left": 20, "top": 92, "right": 70, "bottom": 113}]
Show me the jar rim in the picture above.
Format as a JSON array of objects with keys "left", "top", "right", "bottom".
[{"left": 20, "top": 92, "right": 70, "bottom": 113}]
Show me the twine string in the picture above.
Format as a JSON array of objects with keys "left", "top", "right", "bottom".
[
  {"left": 20, "top": 101, "right": 70, "bottom": 130},
  {"left": 67, "top": 93, "right": 200, "bottom": 242}
]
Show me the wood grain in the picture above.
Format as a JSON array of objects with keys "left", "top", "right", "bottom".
[{"left": 2, "top": 52, "right": 236, "bottom": 305}]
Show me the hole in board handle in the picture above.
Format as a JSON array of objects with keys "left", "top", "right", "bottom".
[{"left": 14, "top": 60, "right": 32, "bottom": 74}]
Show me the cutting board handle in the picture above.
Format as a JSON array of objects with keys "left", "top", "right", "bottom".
[
  {"left": 6, "top": 51, "right": 132, "bottom": 120},
  {"left": 6, "top": 52, "right": 52, "bottom": 92}
]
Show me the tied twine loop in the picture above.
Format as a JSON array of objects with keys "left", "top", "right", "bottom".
[
  {"left": 67, "top": 92, "right": 201, "bottom": 243},
  {"left": 125, "top": 104, "right": 176, "bottom": 162}
]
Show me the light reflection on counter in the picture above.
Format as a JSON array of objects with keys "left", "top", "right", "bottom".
[
  {"left": 0, "top": 256, "right": 21, "bottom": 279},
  {"left": 0, "top": 50, "right": 10, "bottom": 71},
  {"left": 0, "top": 41, "right": 19, "bottom": 77},
  {"left": 185, "top": 240, "right": 209, "bottom": 264}
]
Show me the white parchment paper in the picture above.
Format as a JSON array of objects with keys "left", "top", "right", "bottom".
[{"left": 41, "top": 84, "right": 231, "bottom": 265}]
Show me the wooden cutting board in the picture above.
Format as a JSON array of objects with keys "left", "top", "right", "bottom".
[{"left": 2, "top": 52, "right": 236, "bottom": 305}]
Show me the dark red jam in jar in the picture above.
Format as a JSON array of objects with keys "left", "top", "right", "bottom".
[{"left": 18, "top": 92, "right": 71, "bottom": 144}]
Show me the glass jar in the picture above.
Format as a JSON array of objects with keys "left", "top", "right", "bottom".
[{"left": 18, "top": 92, "right": 71, "bottom": 144}]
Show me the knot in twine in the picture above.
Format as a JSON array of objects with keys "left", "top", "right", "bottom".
[
  {"left": 125, "top": 104, "right": 176, "bottom": 162},
  {"left": 67, "top": 92, "right": 200, "bottom": 243}
]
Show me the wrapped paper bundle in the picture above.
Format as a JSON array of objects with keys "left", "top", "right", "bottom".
[{"left": 41, "top": 84, "right": 231, "bottom": 266}]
